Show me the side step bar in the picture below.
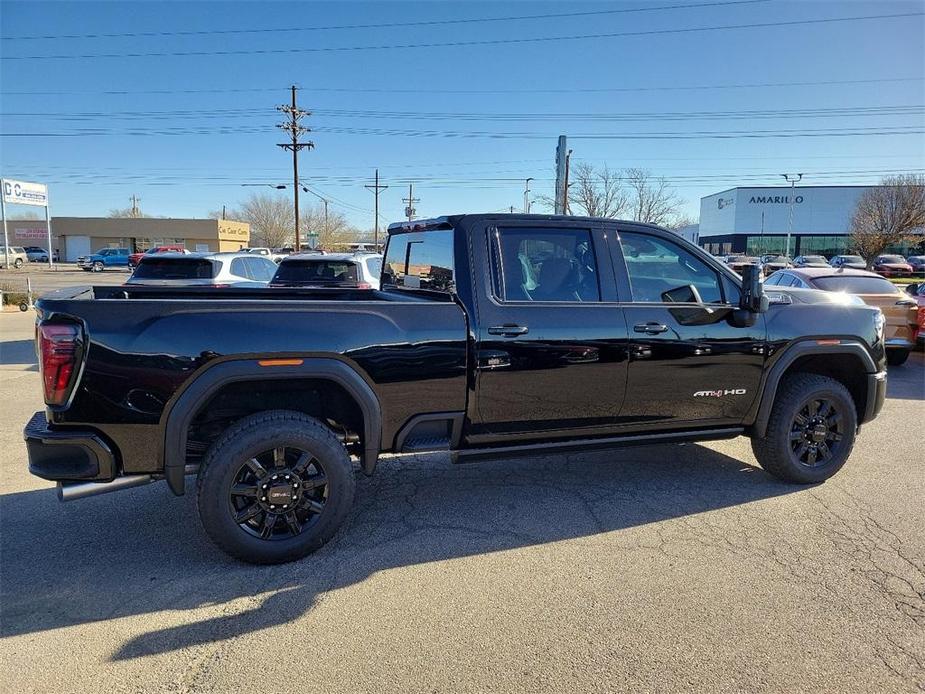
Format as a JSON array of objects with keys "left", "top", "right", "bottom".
[
  {"left": 57, "top": 464, "right": 200, "bottom": 502},
  {"left": 451, "top": 427, "right": 744, "bottom": 464}
]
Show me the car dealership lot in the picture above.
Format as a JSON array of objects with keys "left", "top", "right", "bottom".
[{"left": 0, "top": 310, "right": 922, "bottom": 693}]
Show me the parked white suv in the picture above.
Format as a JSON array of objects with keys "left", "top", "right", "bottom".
[
  {"left": 126, "top": 252, "right": 279, "bottom": 286},
  {"left": 269, "top": 252, "right": 383, "bottom": 289},
  {"left": 0, "top": 246, "right": 28, "bottom": 269}
]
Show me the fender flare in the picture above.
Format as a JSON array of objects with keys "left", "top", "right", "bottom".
[
  {"left": 750, "top": 339, "right": 877, "bottom": 438},
  {"left": 161, "top": 358, "right": 382, "bottom": 495}
]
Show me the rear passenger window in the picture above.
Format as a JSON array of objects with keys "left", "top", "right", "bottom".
[
  {"left": 382, "top": 230, "right": 454, "bottom": 292},
  {"left": 230, "top": 258, "right": 248, "bottom": 279},
  {"left": 244, "top": 257, "right": 276, "bottom": 281},
  {"left": 493, "top": 227, "right": 600, "bottom": 302},
  {"left": 621, "top": 232, "right": 724, "bottom": 304}
]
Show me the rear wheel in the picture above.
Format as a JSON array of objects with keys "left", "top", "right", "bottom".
[
  {"left": 751, "top": 374, "right": 857, "bottom": 484},
  {"left": 13, "top": 258, "right": 23, "bottom": 269},
  {"left": 197, "top": 410, "right": 355, "bottom": 564},
  {"left": 886, "top": 349, "right": 910, "bottom": 366}
]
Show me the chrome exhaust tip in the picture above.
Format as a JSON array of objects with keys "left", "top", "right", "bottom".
[{"left": 57, "top": 474, "right": 155, "bottom": 502}]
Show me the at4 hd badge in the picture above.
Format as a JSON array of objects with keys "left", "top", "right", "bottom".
[{"left": 693, "top": 388, "right": 747, "bottom": 398}]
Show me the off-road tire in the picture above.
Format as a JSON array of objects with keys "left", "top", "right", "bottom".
[
  {"left": 197, "top": 410, "right": 356, "bottom": 564},
  {"left": 886, "top": 349, "right": 910, "bottom": 367},
  {"left": 751, "top": 373, "right": 857, "bottom": 484}
]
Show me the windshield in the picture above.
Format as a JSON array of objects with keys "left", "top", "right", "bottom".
[
  {"left": 272, "top": 259, "right": 359, "bottom": 284},
  {"left": 133, "top": 257, "right": 216, "bottom": 279},
  {"left": 879, "top": 255, "right": 905, "bottom": 263},
  {"left": 803, "top": 256, "right": 827, "bottom": 263},
  {"left": 813, "top": 275, "right": 900, "bottom": 294}
]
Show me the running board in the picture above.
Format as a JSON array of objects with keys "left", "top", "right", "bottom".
[{"left": 451, "top": 427, "right": 744, "bottom": 464}]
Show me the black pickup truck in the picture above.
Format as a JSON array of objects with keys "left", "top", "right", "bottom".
[{"left": 25, "top": 214, "right": 887, "bottom": 563}]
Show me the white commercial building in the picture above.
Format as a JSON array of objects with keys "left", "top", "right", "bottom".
[{"left": 698, "top": 185, "right": 878, "bottom": 257}]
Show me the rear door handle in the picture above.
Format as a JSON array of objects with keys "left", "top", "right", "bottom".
[
  {"left": 488, "top": 324, "right": 529, "bottom": 337},
  {"left": 634, "top": 322, "right": 669, "bottom": 335}
]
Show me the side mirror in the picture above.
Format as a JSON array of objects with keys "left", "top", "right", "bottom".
[{"left": 739, "top": 264, "right": 767, "bottom": 313}]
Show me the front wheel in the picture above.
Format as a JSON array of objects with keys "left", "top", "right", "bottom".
[
  {"left": 197, "top": 410, "right": 356, "bottom": 564},
  {"left": 751, "top": 373, "right": 857, "bottom": 484},
  {"left": 92, "top": 261, "right": 104, "bottom": 272},
  {"left": 886, "top": 349, "right": 910, "bottom": 366},
  {"left": 13, "top": 258, "right": 23, "bottom": 269}
]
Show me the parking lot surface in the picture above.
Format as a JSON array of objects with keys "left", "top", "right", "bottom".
[
  {"left": 1, "top": 309, "right": 923, "bottom": 693},
  {"left": 0, "top": 265, "right": 129, "bottom": 297}
]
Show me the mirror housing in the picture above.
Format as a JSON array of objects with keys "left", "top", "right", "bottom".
[{"left": 739, "top": 264, "right": 768, "bottom": 314}]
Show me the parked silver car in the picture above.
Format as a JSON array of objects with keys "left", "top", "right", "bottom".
[
  {"left": 125, "top": 252, "right": 279, "bottom": 287},
  {"left": 0, "top": 246, "right": 28, "bottom": 269}
]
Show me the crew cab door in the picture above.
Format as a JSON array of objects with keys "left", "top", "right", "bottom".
[
  {"left": 612, "top": 227, "right": 766, "bottom": 427},
  {"left": 470, "top": 220, "right": 630, "bottom": 439}
]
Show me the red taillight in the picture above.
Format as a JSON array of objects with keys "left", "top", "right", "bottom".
[{"left": 39, "top": 323, "right": 81, "bottom": 406}]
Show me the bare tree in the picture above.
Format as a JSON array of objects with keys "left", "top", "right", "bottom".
[
  {"left": 299, "top": 203, "right": 356, "bottom": 249},
  {"left": 108, "top": 207, "right": 152, "bottom": 218},
  {"left": 850, "top": 174, "right": 925, "bottom": 267},
  {"left": 663, "top": 213, "right": 697, "bottom": 231},
  {"left": 625, "top": 168, "right": 683, "bottom": 226},
  {"left": 567, "top": 162, "right": 627, "bottom": 218},
  {"left": 221, "top": 193, "right": 294, "bottom": 248}
]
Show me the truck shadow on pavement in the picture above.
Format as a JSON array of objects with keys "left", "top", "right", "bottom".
[
  {"left": 0, "top": 339, "right": 37, "bottom": 370},
  {"left": 0, "top": 444, "right": 800, "bottom": 660}
]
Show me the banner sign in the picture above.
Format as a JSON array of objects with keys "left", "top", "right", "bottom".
[
  {"left": 15, "top": 227, "right": 47, "bottom": 239},
  {"left": 2, "top": 179, "right": 48, "bottom": 207}
]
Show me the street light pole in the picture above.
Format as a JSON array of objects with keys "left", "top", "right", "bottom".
[
  {"left": 524, "top": 177, "right": 534, "bottom": 214},
  {"left": 781, "top": 173, "right": 803, "bottom": 258}
]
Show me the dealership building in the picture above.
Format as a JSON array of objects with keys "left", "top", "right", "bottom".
[
  {"left": 3, "top": 217, "right": 250, "bottom": 261},
  {"left": 697, "top": 185, "right": 921, "bottom": 258}
]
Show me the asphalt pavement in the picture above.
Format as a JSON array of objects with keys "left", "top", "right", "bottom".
[
  {"left": 1, "top": 310, "right": 923, "bottom": 693},
  {"left": 0, "top": 264, "right": 129, "bottom": 297}
]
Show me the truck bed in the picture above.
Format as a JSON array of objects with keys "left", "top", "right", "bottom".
[{"left": 36, "top": 284, "right": 469, "bottom": 472}]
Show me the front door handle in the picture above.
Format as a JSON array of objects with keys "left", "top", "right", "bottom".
[
  {"left": 488, "top": 324, "right": 529, "bottom": 337},
  {"left": 634, "top": 322, "right": 669, "bottom": 335}
]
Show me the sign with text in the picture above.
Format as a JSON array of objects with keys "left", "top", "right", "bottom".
[
  {"left": 15, "top": 227, "right": 47, "bottom": 239},
  {"left": 2, "top": 179, "right": 48, "bottom": 207}
]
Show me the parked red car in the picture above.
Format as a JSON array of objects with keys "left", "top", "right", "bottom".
[
  {"left": 128, "top": 245, "right": 188, "bottom": 269},
  {"left": 872, "top": 254, "right": 913, "bottom": 278}
]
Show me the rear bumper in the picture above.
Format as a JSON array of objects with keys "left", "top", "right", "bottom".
[
  {"left": 885, "top": 337, "right": 915, "bottom": 350},
  {"left": 24, "top": 411, "right": 117, "bottom": 482},
  {"left": 863, "top": 371, "right": 887, "bottom": 424}
]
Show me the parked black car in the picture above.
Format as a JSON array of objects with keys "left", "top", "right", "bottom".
[{"left": 25, "top": 214, "right": 887, "bottom": 564}]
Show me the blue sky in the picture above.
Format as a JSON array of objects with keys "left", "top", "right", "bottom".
[{"left": 1, "top": 0, "right": 923, "bottom": 229}]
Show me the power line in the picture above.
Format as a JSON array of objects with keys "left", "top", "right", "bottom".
[
  {"left": 0, "top": 0, "right": 768, "bottom": 40},
  {"left": 5, "top": 77, "right": 918, "bottom": 97},
  {"left": 3, "top": 11, "right": 920, "bottom": 60},
  {"left": 5, "top": 104, "right": 923, "bottom": 123}
]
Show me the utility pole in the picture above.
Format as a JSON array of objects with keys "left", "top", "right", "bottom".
[
  {"left": 509, "top": 206, "right": 514, "bottom": 213},
  {"left": 277, "top": 85, "right": 313, "bottom": 252},
  {"left": 364, "top": 168, "right": 388, "bottom": 249},
  {"left": 524, "top": 178, "right": 534, "bottom": 214},
  {"left": 403, "top": 183, "right": 419, "bottom": 222},
  {"left": 781, "top": 173, "right": 803, "bottom": 258},
  {"left": 129, "top": 195, "right": 140, "bottom": 218},
  {"left": 563, "top": 149, "right": 573, "bottom": 215}
]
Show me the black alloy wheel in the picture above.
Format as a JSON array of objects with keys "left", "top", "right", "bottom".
[
  {"left": 229, "top": 446, "right": 329, "bottom": 541},
  {"left": 788, "top": 397, "right": 844, "bottom": 468}
]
